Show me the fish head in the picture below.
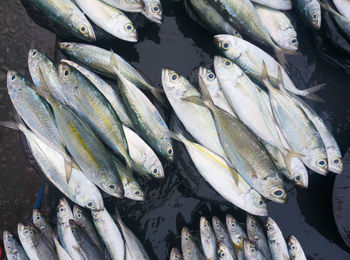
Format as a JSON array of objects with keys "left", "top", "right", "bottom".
[
  {"left": 306, "top": 1, "right": 321, "bottom": 30},
  {"left": 199, "top": 216, "right": 212, "bottom": 238},
  {"left": 170, "top": 248, "right": 182, "bottom": 260},
  {"left": 161, "top": 68, "right": 192, "bottom": 100},
  {"left": 32, "top": 209, "right": 44, "bottom": 228},
  {"left": 73, "top": 205, "right": 85, "bottom": 225},
  {"left": 225, "top": 26, "right": 242, "bottom": 39},
  {"left": 57, "top": 198, "right": 73, "bottom": 223},
  {"left": 181, "top": 227, "right": 194, "bottom": 255},
  {"left": 17, "top": 223, "right": 36, "bottom": 244},
  {"left": 28, "top": 49, "right": 43, "bottom": 86},
  {"left": 288, "top": 235, "right": 301, "bottom": 257},
  {"left": 7, "top": 71, "right": 27, "bottom": 100},
  {"left": 245, "top": 190, "right": 268, "bottom": 217},
  {"left": 265, "top": 178, "right": 288, "bottom": 203},
  {"left": 214, "top": 34, "right": 245, "bottom": 60},
  {"left": 307, "top": 150, "right": 328, "bottom": 175},
  {"left": 246, "top": 215, "right": 261, "bottom": 241},
  {"left": 265, "top": 217, "right": 279, "bottom": 241},
  {"left": 328, "top": 152, "right": 343, "bottom": 174},
  {"left": 100, "top": 170, "right": 124, "bottom": 198},
  {"left": 213, "top": 56, "right": 243, "bottom": 85},
  {"left": 289, "top": 158, "right": 309, "bottom": 188},
  {"left": 57, "top": 42, "right": 77, "bottom": 56},
  {"left": 83, "top": 193, "right": 104, "bottom": 211},
  {"left": 144, "top": 153, "right": 165, "bottom": 178},
  {"left": 226, "top": 215, "right": 244, "bottom": 247},
  {"left": 212, "top": 216, "right": 225, "bottom": 239},
  {"left": 124, "top": 180, "right": 145, "bottom": 201},
  {"left": 70, "top": 15, "right": 96, "bottom": 41},
  {"left": 58, "top": 62, "right": 79, "bottom": 90},
  {"left": 143, "top": 0, "right": 163, "bottom": 24},
  {"left": 243, "top": 240, "right": 260, "bottom": 259},
  {"left": 217, "top": 241, "right": 230, "bottom": 260},
  {"left": 113, "top": 17, "right": 138, "bottom": 42},
  {"left": 198, "top": 67, "right": 219, "bottom": 94},
  {"left": 278, "top": 28, "right": 298, "bottom": 51},
  {"left": 3, "top": 230, "right": 16, "bottom": 252}
]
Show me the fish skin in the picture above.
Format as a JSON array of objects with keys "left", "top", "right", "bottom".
[
  {"left": 24, "top": 0, "right": 95, "bottom": 41},
  {"left": 246, "top": 215, "right": 272, "bottom": 260},
  {"left": 112, "top": 61, "right": 173, "bottom": 161},
  {"left": 101, "top": 0, "right": 144, "bottom": 12},
  {"left": 162, "top": 68, "right": 226, "bottom": 158},
  {"left": 214, "top": 34, "right": 322, "bottom": 98},
  {"left": 333, "top": 0, "right": 350, "bottom": 19},
  {"left": 294, "top": 0, "right": 321, "bottom": 29},
  {"left": 73, "top": 205, "right": 104, "bottom": 253},
  {"left": 74, "top": 0, "right": 138, "bottom": 42},
  {"left": 18, "top": 223, "right": 57, "bottom": 260},
  {"left": 142, "top": 0, "right": 163, "bottom": 24},
  {"left": 287, "top": 236, "right": 306, "bottom": 260},
  {"left": 200, "top": 217, "right": 218, "bottom": 260},
  {"left": 32, "top": 209, "right": 56, "bottom": 249},
  {"left": 243, "top": 240, "right": 266, "bottom": 260},
  {"left": 92, "top": 208, "right": 125, "bottom": 260},
  {"left": 181, "top": 227, "right": 204, "bottom": 260},
  {"left": 226, "top": 215, "right": 247, "bottom": 250},
  {"left": 218, "top": 241, "right": 236, "bottom": 260},
  {"left": 54, "top": 238, "right": 73, "bottom": 260},
  {"left": 189, "top": 0, "right": 242, "bottom": 36},
  {"left": 254, "top": 4, "right": 298, "bottom": 51},
  {"left": 251, "top": 0, "right": 292, "bottom": 10},
  {"left": 265, "top": 217, "right": 290, "bottom": 260},
  {"left": 170, "top": 248, "right": 184, "bottom": 260},
  {"left": 212, "top": 217, "right": 237, "bottom": 260},
  {"left": 3, "top": 230, "right": 29, "bottom": 260},
  {"left": 198, "top": 67, "right": 236, "bottom": 116},
  {"left": 172, "top": 133, "right": 267, "bottom": 216}
]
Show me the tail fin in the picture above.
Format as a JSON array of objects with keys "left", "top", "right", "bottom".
[
  {"left": 0, "top": 121, "right": 18, "bottom": 130},
  {"left": 167, "top": 131, "right": 185, "bottom": 143},
  {"left": 198, "top": 74, "right": 216, "bottom": 107},
  {"left": 274, "top": 48, "right": 288, "bottom": 68},
  {"left": 261, "top": 60, "right": 279, "bottom": 91},
  {"left": 302, "top": 83, "right": 326, "bottom": 102},
  {"left": 35, "top": 68, "right": 58, "bottom": 109}
]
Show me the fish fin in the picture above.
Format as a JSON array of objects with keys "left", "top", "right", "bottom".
[
  {"left": 181, "top": 95, "right": 205, "bottom": 106},
  {"left": 198, "top": 74, "right": 215, "bottom": 107},
  {"left": 274, "top": 48, "right": 288, "bottom": 68},
  {"left": 150, "top": 87, "right": 168, "bottom": 107},
  {"left": 261, "top": 60, "right": 278, "bottom": 91},
  {"left": 282, "top": 149, "right": 305, "bottom": 170},
  {"left": 113, "top": 206, "right": 122, "bottom": 224},
  {"left": 0, "top": 121, "right": 18, "bottom": 130},
  {"left": 227, "top": 163, "right": 240, "bottom": 185},
  {"left": 64, "top": 159, "right": 73, "bottom": 184},
  {"left": 304, "top": 93, "right": 324, "bottom": 102},
  {"left": 299, "top": 83, "right": 326, "bottom": 102},
  {"left": 167, "top": 131, "right": 185, "bottom": 143},
  {"left": 320, "top": 1, "right": 341, "bottom": 16}
]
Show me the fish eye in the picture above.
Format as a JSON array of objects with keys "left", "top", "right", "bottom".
[
  {"left": 291, "top": 244, "right": 296, "bottom": 250},
  {"left": 295, "top": 175, "right": 301, "bottom": 181},
  {"left": 222, "top": 41, "right": 230, "bottom": 49},
  {"left": 207, "top": 73, "right": 215, "bottom": 81},
  {"left": 185, "top": 236, "right": 189, "bottom": 242},
  {"left": 250, "top": 248, "right": 256, "bottom": 253},
  {"left": 313, "top": 13, "right": 318, "bottom": 20},
  {"left": 135, "top": 190, "right": 141, "bottom": 195},
  {"left": 87, "top": 201, "right": 94, "bottom": 208},
  {"left": 267, "top": 225, "right": 273, "bottom": 231},
  {"left": 29, "top": 231, "right": 33, "bottom": 235},
  {"left": 290, "top": 38, "right": 298, "bottom": 45},
  {"left": 7, "top": 237, "right": 13, "bottom": 243},
  {"left": 59, "top": 207, "right": 65, "bottom": 212},
  {"left": 152, "top": 5, "right": 160, "bottom": 13},
  {"left": 224, "top": 60, "right": 232, "bottom": 66},
  {"left": 170, "top": 73, "right": 179, "bottom": 81},
  {"left": 258, "top": 199, "right": 264, "bottom": 206},
  {"left": 32, "top": 51, "right": 37, "bottom": 57},
  {"left": 317, "top": 159, "right": 327, "bottom": 167},
  {"left": 79, "top": 25, "right": 87, "bottom": 34},
  {"left": 250, "top": 223, "right": 255, "bottom": 228},
  {"left": 231, "top": 223, "right": 236, "bottom": 228},
  {"left": 109, "top": 184, "right": 116, "bottom": 190},
  {"left": 167, "top": 148, "right": 173, "bottom": 155},
  {"left": 65, "top": 43, "right": 71, "bottom": 48},
  {"left": 11, "top": 74, "right": 16, "bottom": 81},
  {"left": 220, "top": 251, "right": 225, "bottom": 257},
  {"left": 203, "top": 223, "right": 208, "bottom": 228},
  {"left": 152, "top": 167, "right": 158, "bottom": 174},
  {"left": 63, "top": 69, "right": 70, "bottom": 78},
  {"left": 125, "top": 24, "right": 134, "bottom": 31},
  {"left": 77, "top": 213, "right": 82, "bottom": 218},
  {"left": 36, "top": 216, "right": 41, "bottom": 220},
  {"left": 24, "top": 230, "right": 29, "bottom": 235},
  {"left": 233, "top": 30, "right": 240, "bottom": 36},
  {"left": 237, "top": 235, "right": 242, "bottom": 240},
  {"left": 273, "top": 189, "right": 284, "bottom": 197},
  {"left": 333, "top": 158, "right": 341, "bottom": 165}
]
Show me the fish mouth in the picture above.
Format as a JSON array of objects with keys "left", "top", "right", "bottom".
[
  {"left": 329, "top": 164, "right": 343, "bottom": 174},
  {"left": 57, "top": 42, "right": 72, "bottom": 50},
  {"left": 161, "top": 68, "right": 172, "bottom": 83},
  {"left": 121, "top": 32, "right": 138, "bottom": 43},
  {"left": 213, "top": 35, "right": 226, "bottom": 46},
  {"left": 198, "top": 66, "right": 207, "bottom": 78}
]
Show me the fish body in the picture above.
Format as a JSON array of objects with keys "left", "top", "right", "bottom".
[
  {"left": 102, "top": 0, "right": 144, "bottom": 12},
  {"left": 181, "top": 227, "right": 204, "bottom": 260},
  {"left": 32, "top": 209, "right": 56, "bottom": 249},
  {"left": 218, "top": 242, "right": 235, "bottom": 260},
  {"left": 74, "top": 0, "right": 138, "bottom": 42},
  {"left": 243, "top": 240, "right": 267, "bottom": 260},
  {"left": 266, "top": 217, "right": 290, "bottom": 260},
  {"left": 226, "top": 215, "right": 247, "bottom": 250},
  {"left": 142, "top": 0, "right": 163, "bottom": 23},
  {"left": 294, "top": 0, "right": 321, "bottom": 29},
  {"left": 170, "top": 248, "right": 184, "bottom": 260},
  {"left": 3, "top": 230, "right": 29, "bottom": 260},
  {"left": 200, "top": 217, "right": 218, "bottom": 260},
  {"left": 251, "top": 0, "right": 292, "bottom": 10},
  {"left": 333, "top": 0, "right": 350, "bottom": 19},
  {"left": 212, "top": 217, "right": 237, "bottom": 260},
  {"left": 287, "top": 236, "right": 306, "bottom": 260},
  {"left": 54, "top": 238, "right": 73, "bottom": 260}
]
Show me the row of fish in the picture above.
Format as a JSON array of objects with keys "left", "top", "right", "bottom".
[
  {"left": 25, "top": 0, "right": 163, "bottom": 42},
  {"left": 170, "top": 214, "right": 306, "bottom": 260},
  {"left": 3, "top": 199, "right": 150, "bottom": 260}
]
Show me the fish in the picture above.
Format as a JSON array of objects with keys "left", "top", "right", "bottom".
[
  {"left": 294, "top": 0, "right": 321, "bottom": 29},
  {"left": 226, "top": 215, "right": 247, "bottom": 250},
  {"left": 58, "top": 42, "right": 165, "bottom": 104},
  {"left": 170, "top": 248, "right": 184, "bottom": 260},
  {"left": 332, "top": 0, "right": 350, "bottom": 19},
  {"left": 3, "top": 230, "right": 29, "bottom": 260},
  {"left": 181, "top": 227, "right": 204, "bottom": 260},
  {"left": 214, "top": 34, "right": 324, "bottom": 100},
  {"left": 243, "top": 240, "right": 267, "bottom": 260},
  {"left": 218, "top": 241, "right": 236, "bottom": 260},
  {"left": 18, "top": 223, "right": 57, "bottom": 260},
  {"left": 25, "top": 0, "right": 95, "bottom": 41},
  {"left": 142, "top": 0, "right": 163, "bottom": 24},
  {"left": 191, "top": 75, "right": 287, "bottom": 203},
  {"left": 54, "top": 238, "right": 73, "bottom": 260},
  {"left": 73, "top": 0, "right": 138, "bottom": 42},
  {"left": 212, "top": 216, "right": 237, "bottom": 259},
  {"left": 169, "top": 133, "right": 267, "bottom": 216},
  {"left": 251, "top": 0, "right": 292, "bottom": 10},
  {"left": 246, "top": 215, "right": 272, "bottom": 260},
  {"left": 112, "top": 156, "right": 145, "bottom": 201},
  {"left": 188, "top": 0, "right": 242, "bottom": 36},
  {"left": 162, "top": 68, "right": 226, "bottom": 158},
  {"left": 198, "top": 67, "right": 236, "bottom": 116},
  {"left": 111, "top": 55, "right": 173, "bottom": 161},
  {"left": 69, "top": 220, "right": 104, "bottom": 260},
  {"left": 200, "top": 216, "right": 218, "bottom": 260},
  {"left": 57, "top": 198, "right": 85, "bottom": 260},
  {"left": 37, "top": 69, "right": 125, "bottom": 197},
  {"left": 208, "top": 0, "right": 286, "bottom": 64},
  {"left": 92, "top": 208, "right": 125, "bottom": 260},
  {"left": 0, "top": 119, "right": 104, "bottom": 211},
  {"left": 101, "top": 0, "right": 144, "bottom": 12},
  {"left": 254, "top": 4, "right": 298, "bottom": 51},
  {"left": 73, "top": 205, "right": 104, "bottom": 253},
  {"left": 61, "top": 59, "right": 133, "bottom": 128},
  {"left": 287, "top": 235, "right": 306, "bottom": 260},
  {"left": 320, "top": 2, "right": 350, "bottom": 41},
  {"left": 114, "top": 208, "right": 150, "bottom": 260},
  {"left": 32, "top": 209, "right": 56, "bottom": 249},
  {"left": 265, "top": 217, "right": 290, "bottom": 260},
  {"left": 262, "top": 65, "right": 328, "bottom": 175}
]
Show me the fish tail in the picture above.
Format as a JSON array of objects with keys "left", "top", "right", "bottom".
[
  {"left": 261, "top": 60, "right": 281, "bottom": 91},
  {"left": 198, "top": 73, "right": 215, "bottom": 106},
  {"left": 0, "top": 120, "right": 18, "bottom": 130},
  {"left": 282, "top": 148, "right": 305, "bottom": 170},
  {"left": 167, "top": 131, "right": 185, "bottom": 143},
  {"left": 150, "top": 87, "right": 168, "bottom": 106},
  {"left": 274, "top": 47, "right": 288, "bottom": 68},
  {"left": 301, "top": 83, "right": 326, "bottom": 102}
]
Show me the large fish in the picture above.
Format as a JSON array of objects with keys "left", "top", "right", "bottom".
[
  {"left": 265, "top": 217, "right": 290, "bottom": 260},
  {"left": 3, "top": 230, "right": 29, "bottom": 260},
  {"left": 101, "top": 0, "right": 144, "bottom": 12},
  {"left": 214, "top": 35, "right": 323, "bottom": 100}
]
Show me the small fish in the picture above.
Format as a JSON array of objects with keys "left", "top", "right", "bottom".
[
  {"left": 265, "top": 217, "right": 290, "bottom": 260},
  {"left": 54, "top": 238, "right": 73, "bottom": 260},
  {"left": 246, "top": 215, "right": 272, "bottom": 259},
  {"left": 32, "top": 209, "right": 56, "bottom": 249},
  {"left": 114, "top": 207, "right": 150, "bottom": 260},
  {"left": 294, "top": 0, "right": 321, "bottom": 29},
  {"left": 3, "top": 230, "right": 29, "bottom": 260},
  {"left": 26, "top": 0, "right": 95, "bottom": 41},
  {"left": 212, "top": 217, "right": 237, "bottom": 259},
  {"left": 102, "top": 0, "right": 144, "bottom": 12},
  {"left": 92, "top": 208, "right": 125, "bottom": 260},
  {"left": 214, "top": 35, "right": 324, "bottom": 100},
  {"left": 111, "top": 55, "right": 173, "bottom": 161},
  {"left": 332, "top": 0, "right": 350, "bottom": 19},
  {"left": 287, "top": 236, "right": 306, "bottom": 260},
  {"left": 251, "top": 0, "right": 292, "bottom": 10},
  {"left": 74, "top": 0, "right": 138, "bottom": 42},
  {"left": 200, "top": 216, "right": 218, "bottom": 260},
  {"left": 142, "top": 0, "right": 163, "bottom": 24},
  {"left": 218, "top": 241, "right": 236, "bottom": 260},
  {"left": 198, "top": 67, "right": 236, "bottom": 116},
  {"left": 255, "top": 4, "right": 298, "bottom": 51},
  {"left": 170, "top": 248, "right": 184, "bottom": 260},
  {"left": 181, "top": 227, "right": 204, "bottom": 260},
  {"left": 18, "top": 223, "right": 57, "bottom": 260},
  {"left": 226, "top": 215, "right": 247, "bottom": 250},
  {"left": 73, "top": 205, "right": 104, "bottom": 253},
  {"left": 188, "top": 0, "right": 242, "bottom": 36},
  {"left": 243, "top": 240, "right": 267, "bottom": 260}
]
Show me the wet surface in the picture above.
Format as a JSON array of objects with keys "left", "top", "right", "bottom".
[{"left": 1, "top": 0, "right": 350, "bottom": 259}]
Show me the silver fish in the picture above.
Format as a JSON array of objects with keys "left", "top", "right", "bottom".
[
  {"left": 32, "top": 209, "right": 56, "bottom": 249},
  {"left": 333, "top": 0, "right": 350, "bottom": 19},
  {"left": 200, "top": 216, "right": 218, "bottom": 260},
  {"left": 265, "top": 217, "right": 290, "bottom": 260},
  {"left": 212, "top": 216, "right": 237, "bottom": 260},
  {"left": 102, "top": 0, "right": 144, "bottom": 12},
  {"left": 142, "top": 0, "right": 163, "bottom": 24},
  {"left": 218, "top": 242, "right": 236, "bottom": 260},
  {"left": 181, "top": 227, "right": 204, "bottom": 260},
  {"left": 3, "top": 230, "right": 29, "bottom": 260},
  {"left": 294, "top": 0, "right": 321, "bottom": 29},
  {"left": 287, "top": 236, "right": 306, "bottom": 260},
  {"left": 54, "top": 238, "right": 73, "bottom": 260},
  {"left": 251, "top": 0, "right": 292, "bottom": 10},
  {"left": 226, "top": 215, "right": 247, "bottom": 250},
  {"left": 170, "top": 248, "right": 184, "bottom": 260},
  {"left": 243, "top": 240, "right": 267, "bottom": 260}
]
